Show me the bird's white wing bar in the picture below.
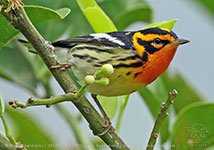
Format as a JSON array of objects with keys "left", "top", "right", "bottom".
[{"left": 90, "top": 33, "right": 125, "bottom": 46}]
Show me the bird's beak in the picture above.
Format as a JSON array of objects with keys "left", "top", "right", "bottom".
[{"left": 171, "top": 38, "right": 190, "bottom": 46}]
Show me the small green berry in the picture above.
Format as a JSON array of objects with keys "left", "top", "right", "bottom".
[
  {"left": 84, "top": 75, "right": 95, "bottom": 84},
  {"left": 95, "top": 77, "right": 109, "bottom": 86},
  {"left": 101, "top": 64, "right": 114, "bottom": 75}
]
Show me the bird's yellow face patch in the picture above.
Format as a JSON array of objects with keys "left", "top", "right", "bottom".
[
  {"left": 133, "top": 32, "right": 146, "bottom": 57},
  {"left": 151, "top": 42, "right": 164, "bottom": 49},
  {"left": 132, "top": 28, "right": 177, "bottom": 57}
]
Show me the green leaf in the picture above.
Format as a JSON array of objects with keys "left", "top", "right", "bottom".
[
  {"left": 97, "top": 0, "right": 153, "bottom": 31},
  {"left": 97, "top": 96, "right": 118, "bottom": 120},
  {"left": 0, "top": 5, "right": 70, "bottom": 50},
  {"left": 0, "top": 16, "right": 19, "bottom": 50},
  {"left": 113, "top": 0, "right": 153, "bottom": 30},
  {"left": 55, "top": 8, "right": 71, "bottom": 19},
  {"left": 193, "top": 0, "right": 214, "bottom": 15},
  {"left": 17, "top": 41, "right": 52, "bottom": 85},
  {"left": 160, "top": 72, "right": 204, "bottom": 113},
  {"left": 0, "top": 46, "right": 38, "bottom": 92},
  {"left": 171, "top": 103, "right": 214, "bottom": 150},
  {"left": 25, "top": 6, "right": 70, "bottom": 24},
  {"left": 26, "top": 0, "right": 93, "bottom": 41},
  {"left": 147, "top": 78, "right": 168, "bottom": 102},
  {"left": 138, "top": 87, "right": 161, "bottom": 117},
  {"left": 6, "top": 107, "right": 56, "bottom": 149},
  {"left": 76, "top": 0, "right": 117, "bottom": 33},
  {"left": 0, "top": 91, "right": 5, "bottom": 115},
  {"left": 138, "top": 87, "right": 170, "bottom": 143},
  {"left": 143, "top": 19, "right": 178, "bottom": 30},
  {"left": 22, "top": 0, "right": 153, "bottom": 41},
  {"left": 31, "top": 55, "right": 52, "bottom": 84}
]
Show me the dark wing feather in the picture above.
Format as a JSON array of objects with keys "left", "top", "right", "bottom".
[{"left": 52, "top": 31, "right": 135, "bottom": 50}]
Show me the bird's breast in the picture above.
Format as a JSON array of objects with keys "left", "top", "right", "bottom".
[{"left": 134, "top": 46, "right": 177, "bottom": 85}]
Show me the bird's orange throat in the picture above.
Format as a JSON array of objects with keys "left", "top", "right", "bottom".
[{"left": 135, "top": 45, "right": 178, "bottom": 85}]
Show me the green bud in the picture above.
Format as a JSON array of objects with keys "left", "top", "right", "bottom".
[
  {"left": 95, "top": 77, "right": 109, "bottom": 86},
  {"left": 84, "top": 75, "right": 95, "bottom": 84},
  {"left": 101, "top": 64, "right": 114, "bottom": 75}
]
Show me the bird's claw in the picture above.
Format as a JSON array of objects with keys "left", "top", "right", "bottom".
[
  {"left": 95, "top": 116, "right": 114, "bottom": 136},
  {"left": 50, "top": 64, "right": 71, "bottom": 71}
]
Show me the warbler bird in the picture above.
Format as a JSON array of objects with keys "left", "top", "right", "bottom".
[{"left": 52, "top": 27, "right": 189, "bottom": 96}]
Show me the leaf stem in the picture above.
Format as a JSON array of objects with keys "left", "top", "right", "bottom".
[
  {"left": 74, "top": 83, "right": 88, "bottom": 98},
  {"left": 146, "top": 89, "right": 178, "bottom": 150},
  {"left": 115, "top": 95, "right": 129, "bottom": 134},
  {"left": 1, "top": 115, "right": 16, "bottom": 145}
]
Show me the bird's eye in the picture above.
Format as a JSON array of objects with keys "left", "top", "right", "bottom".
[{"left": 154, "top": 38, "right": 161, "bottom": 44}]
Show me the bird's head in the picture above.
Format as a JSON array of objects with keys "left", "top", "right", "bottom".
[
  {"left": 133, "top": 27, "right": 189, "bottom": 61},
  {"left": 132, "top": 27, "right": 189, "bottom": 85}
]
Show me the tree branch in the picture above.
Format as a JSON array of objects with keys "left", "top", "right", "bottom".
[
  {"left": 1, "top": 5, "right": 130, "bottom": 150},
  {"left": 146, "top": 89, "right": 178, "bottom": 150},
  {"left": 8, "top": 93, "right": 75, "bottom": 108}
]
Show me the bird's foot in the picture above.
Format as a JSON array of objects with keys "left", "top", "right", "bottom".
[{"left": 50, "top": 63, "right": 71, "bottom": 71}]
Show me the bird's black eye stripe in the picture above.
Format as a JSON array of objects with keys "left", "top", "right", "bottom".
[
  {"left": 153, "top": 38, "right": 170, "bottom": 45},
  {"left": 160, "top": 40, "right": 170, "bottom": 45},
  {"left": 137, "top": 38, "right": 151, "bottom": 46},
  {"left": 137, "top": 38, "right": 158, "bottom": 54},
  {"left": 137, "top": 38, "right": 170, "bottom": 54}
]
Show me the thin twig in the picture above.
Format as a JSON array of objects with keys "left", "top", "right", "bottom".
[
  {"left": 8, "top": 93, "right": 75, "bottom": 108},
  {"left": 146, "top": 89, "right": 178, "bottom": 150},
  {"left": 0, "top": 4, "right": 129, "bottom": 150}
]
